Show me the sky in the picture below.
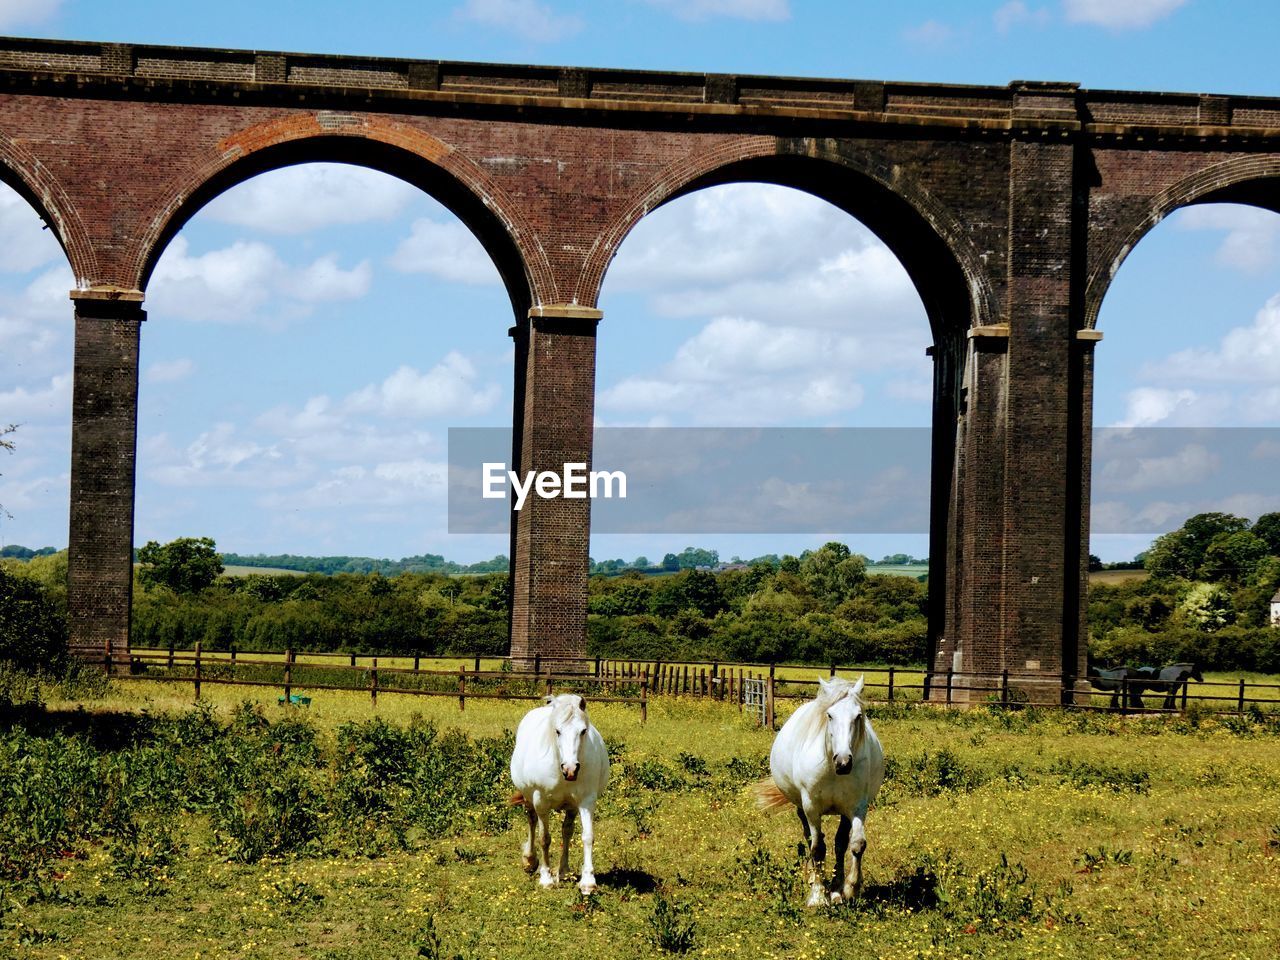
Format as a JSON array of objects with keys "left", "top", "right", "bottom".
[{"left": 2, "top": 0, "right": 1280, "bottom": 565}]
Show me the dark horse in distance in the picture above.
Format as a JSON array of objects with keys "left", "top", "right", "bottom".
[{"left": 1087, "top": 663, "right": 1204, "bottom": 711}]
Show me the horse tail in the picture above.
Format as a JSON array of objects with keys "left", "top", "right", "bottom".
[
  {"left": 508, "top": 791, "right": 526, "bottom": 807},
  {"left": 752, "top": 778, "right": 791, "bottom": 813}
]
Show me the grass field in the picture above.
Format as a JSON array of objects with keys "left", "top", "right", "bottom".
[{"left": 3, "top": 679, "right": 1278, "bottom": 960}]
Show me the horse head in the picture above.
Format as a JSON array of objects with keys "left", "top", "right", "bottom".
[
  {"left": 547, "top": 694, "right": 590, "bottom": 782},
  {"left": 818, "top": 675, "right": 866, "bottom": 776}
]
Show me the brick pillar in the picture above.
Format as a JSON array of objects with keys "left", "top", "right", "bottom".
[
  {"left": 938, "top": 86, "right": 1084, "bottom": 703},
  {"left": 66, "top": 291, "right": 145, "bottom": 663},
  {"left": 508, "top": 304, "right": 601, "bottom": 668},
  {"left": 996, "top": 118, "right": 1081, "bottom": 702},
  {"left": 1067, "top": 329, "right": 1103, "bottom": 700}
]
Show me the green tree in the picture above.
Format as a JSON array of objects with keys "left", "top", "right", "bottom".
[
  {"left": 1198, "top": 530, "right": 1267, "bottom": 583},
  {"left": 1252, "top": 512, "right": 1280, "bottom": 556},
  {"left": 137, "top": 537, "right": 225, "bottom": 594},
  {"left": 799, "top": 542, "right": 867, "bottom": 607},
  {"left": 661, "top": 553, "right": 680, "bottom": 572},
  {"left": 0, "top": 422, "right": 15, "bottom": 519},
  {"left": 1146, "top": 513, "right": 1252, "bottom": 581}
]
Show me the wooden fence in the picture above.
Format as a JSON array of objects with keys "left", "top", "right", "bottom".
[{"left": 101, "top": 646, "right": 1280, "bottom": 729}]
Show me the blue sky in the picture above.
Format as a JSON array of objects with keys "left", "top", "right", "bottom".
[{"left": 1, "top": 0, "right": 1279, "bottom": 564}]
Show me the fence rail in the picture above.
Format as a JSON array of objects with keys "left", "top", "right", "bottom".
[{"left": 88, "top": 646, "right": 1280, "bottom": 729}]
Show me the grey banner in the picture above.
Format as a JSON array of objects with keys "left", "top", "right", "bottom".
[{"left": 448, "top": 427, "right": 1280, "bottom": 535}]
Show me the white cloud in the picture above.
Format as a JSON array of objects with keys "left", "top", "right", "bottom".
[
  {"left": 344, "top": 353, "right": 502, "bottom": 419},
  {"left": 0, "top": 1, "right": 61, "bottom": 30},
  {"left": 598, "top": 317, "right": 866, "bottom": 425},
  {"left": 641, "top": 0, "right": 790, "bottom": 21},
  {"left": 994, "top": 1, "right": 1051, "bottom": 33},
  {"left": 454, "top": 0, "right": 583, "bottom": 42},
  {"left": 1114, "top": 387, "right": 1195, "bottom": 427},
  {"left": 903, "top": 19, "right": 954, "bottom": 47},
  {"left": 1174, "top": 204, "right": 1280, "bottom": 273},
  {"left": 605, "top": 184, "right": 924, "bottom": 361},
  {"left": 261, "top": 458, "right": 449, "bottom": 511},
  {"left": 144, "top": 358, "right": 195, "bottom": 384},
  {"left": 149, "top": 423, "right": 297, "bottom": 489},
  {"left": 1062, "top": 0, "right": 1186, "bottom": 30},
  {"left": 0, "top": 184, "right": 64, "bottom": 273},
  {"left": 1144, "top": 294, "right": 1280, "bottom": 384},
  {"left": 0, "top": 373, "right": 71, "bottom": 420},
  {"left": 147, "top": 236, "right": 370, "bottom": 324},
  {"left": 200, "top": 165, "right": 418, "bottom": 235},
  {"left": 1098, "top": 443, "right": 1219, "bottom": 493},
  {"left": 389, "top": 218, "right": 502, "bottom": 285}
]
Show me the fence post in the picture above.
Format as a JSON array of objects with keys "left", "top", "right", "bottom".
[
  {"left": 830, "top": 662, "right": 836, "bottom": 678},
  {"left": 1181, "top": 679, "right": 1189, "bottom": 712},
  {"left": 194, "top": 641, "right": 202, "bottom": 701},
  {"left": 1120, "top": 676, "right": 1129, "bottom": 716},
  {"left": 414, "top": 653, "right": 420, "bottom": 672},
  {"left": 888, "top": 666, "right": 895, "bottom": 702},
  {"left": 923, "top": 671, "right": 932, "bottom": 702},
  {"left": 641, "top": 671, "right": 648, "bottom": 725},
  {"left": 534, "top": 654, "right": 541, "bottom": 677},
  {"left": 230, "top": 644, "right": 237, "bottom": 665},
  {"left": 474, "top": 654, "right": 480, "bottom": 673},
  {"left": 945, "top": 668, "right": 954, "bottom": 705},
  {"left": 594, "top": 656, "right": 601, "bottom": 678},
  {"left": 284, "top": 647, "right": 293, "bottom": 705},
  {"left": 545, "top": 674, "right": 553, "bottom": 698},
  {"left": 349, "top": 651, "right": 356, "bottom": 668},
  {"left": 765, "top": 664, "right": 776, "bottom": 731},
  {"left": 371, "top": 657, "right": 379, "bottom": 709},
  {"left": 1001, "top": 670, "right": 1010, "bottom": 707},
  {"left": 1237, "top": 678, "right": 1246, "bottom": 714},
  {"left": 459, "top": 666, "right": 466, "bottom": 712},
  {"left": 1062, "top": 674, "right": 1075, "bottom": 708},
  {"left": 168, "top": 640, "right": 175, "bottom": 669}
]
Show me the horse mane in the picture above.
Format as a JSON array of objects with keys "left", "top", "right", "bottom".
[
  {"left": 548, "top": 694, "right": 587, "bottom": 727},
  {"left": 792, "top": 677, "right": 863, "bottom": 743}
]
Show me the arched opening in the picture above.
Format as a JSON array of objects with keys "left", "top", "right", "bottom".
[
  {"left": 591, "top": 159, "right": 980, "bottom": 667},
  {"left": 133, "top": 159, "right": 519, "bottom": 579},
  {"left": 1088, "top": 189, "right": 1280, "bottom": 674},
  {"left": 0, "top": 178, "right": 76, "bottom": 561}
]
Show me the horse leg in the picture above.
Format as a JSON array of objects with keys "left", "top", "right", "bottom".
[
  {"left": 839, "top": 812, "right": 868, "bottom": 902},
  {"left": 577, "top": 802, "right": 597, "bottom": 895},
  {"left": 558, "top": 808, "right": 577, "bottom": 883},
  {"left": 831, "top": 816, "right": 851, "bottom": 904},
  {"left": 799, "top": 804, "right": 826, "bottom": 908},
  {"left": 521, "top": 803, "right": 538, "bottom": 873},
  {"left": 536, "top": 808, "right": 556, "bottom": 887}
]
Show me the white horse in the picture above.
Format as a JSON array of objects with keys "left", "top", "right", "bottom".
[
  {"left": 509, "top": 693, "right": 609, "bottom": 894},
  {"left": 756, "top": 675, "right": 885, "bottom": 907}
]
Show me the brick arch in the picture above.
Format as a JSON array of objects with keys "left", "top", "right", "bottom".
[
  {"left": 0, "top": 132, "right": 96, "bottom": 285},
  {"left": 1086, "top": 154, "right": 1280, "bottom": 329},
  {"left": 131, "top": 113, "right": 553, "bottom": 315},
  {"left": 573, "top": 135, "right": 998, "bottom": 336}
]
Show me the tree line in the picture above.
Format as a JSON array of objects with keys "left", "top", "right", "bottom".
[{"left": 2, "top": 513, "right": 1279, "bottom": 675}]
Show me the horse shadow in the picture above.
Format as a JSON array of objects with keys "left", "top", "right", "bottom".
[
  {"left": 595, "top": 867, "right": 659, "bottom": 894},
  {"left": 0, "top": 703, "right": 157, "bottom": 750}
]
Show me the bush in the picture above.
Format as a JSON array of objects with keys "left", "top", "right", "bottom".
[{"left": 0, "top": 566, "right": 68, "bottom": 672}]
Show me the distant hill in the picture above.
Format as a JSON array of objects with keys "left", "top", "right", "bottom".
[{"left": 216, "top": 552, "right": 509, "bottom": 576}]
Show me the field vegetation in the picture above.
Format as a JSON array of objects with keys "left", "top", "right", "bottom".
[{"left": 0, "top": 676, "right": 1277, "bottom": 960}]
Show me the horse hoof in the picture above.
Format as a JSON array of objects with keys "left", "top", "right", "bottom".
[
  {"left": 522, "top": 857, "right": 537, "bottom": 874},
  {"left": 806, "top": 889, "right": 826, "bottom": 909},
  {"left": 538, "top": 873, "right": 557, "bottom": 888},
  {"left": 579, "top": 880, "right": 597, "bottom": 896},
  {"left": 828, "top": 891, "right": 843, "bottom": 906}
]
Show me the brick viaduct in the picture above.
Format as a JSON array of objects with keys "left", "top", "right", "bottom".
[{"left": 2, "top": 36, "right": 1277, "bottom": 695}]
